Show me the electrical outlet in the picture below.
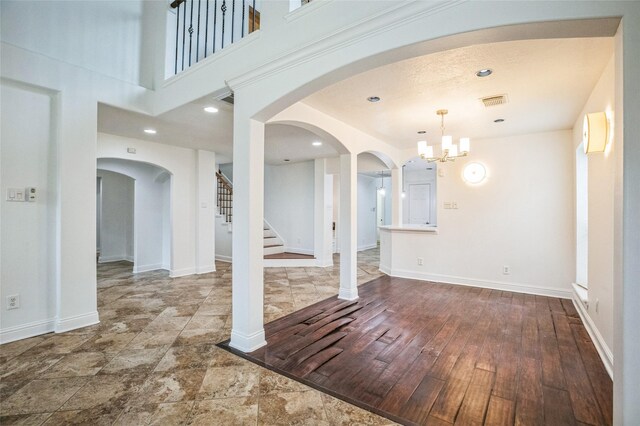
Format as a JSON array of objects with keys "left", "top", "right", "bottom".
[
  {"left": 7, "top": 294, "right": 20, "bottom": 310},
  {"left": 503, "top": 266, "right": 510, "bottom": 275},
  {"left": 417, "top": 257, "right": 424, "bottom": 266}
]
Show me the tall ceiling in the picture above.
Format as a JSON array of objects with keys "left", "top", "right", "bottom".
[
  {"left": 98, "top": 37, "right": 614, "bottom": 165},
  {"left": 303, "top": 37, "right": 613, "bottom": 149}
]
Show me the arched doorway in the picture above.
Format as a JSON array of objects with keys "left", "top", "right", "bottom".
[{"left": 97, "top": 158, "right": 172, "bottom": 274}]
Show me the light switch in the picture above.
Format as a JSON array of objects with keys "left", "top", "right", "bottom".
[{"left": 443, "top": 201, "right": 452, "bottom": 209}]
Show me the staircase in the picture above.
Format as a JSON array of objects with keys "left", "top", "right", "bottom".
[{"left": 216, "top": 171, "right": 285, "bottom": 256}]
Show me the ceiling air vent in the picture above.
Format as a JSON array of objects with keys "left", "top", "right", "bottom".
[{"left": 480, "top": 94, "right": 508, "bottom": 107}]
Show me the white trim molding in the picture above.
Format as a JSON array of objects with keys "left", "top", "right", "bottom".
[
  {"left": 357, "top": 243, "right": 378, "bottom": 252},
  {"left": 133, "top": 263, "right": 164, "bottom": 274},
  {"left": 55, "top": 311, "right": 100, "bottom": 334},
  {"left": 283, "top": 247, "right": 314, "bottom": 256},
  {"left": 571, "top": 288, "right": 613, "bottom": 379},
  {"left": 98, "top": 255, "right": 132, "bottom": 263},
  {"left": 382, "top": 267, "right": 573, "bottom": 299},
  {"left": 338, "top": 287, "right": 359, "bottom": 301},
  {"left": 229, "top": 329, "right": 267, "bottom": 353},
  {"left": 196, "top": 265, "right": 216, "bottom": 274},
  {"left": 0, "top": 318, "right": 56, "bottom": 344},
  {"left": 170, "top": 267, "right": 197, "bottom": 278},
  {"left": 215, "top": 254, "right": 232, "bottom": 263}
]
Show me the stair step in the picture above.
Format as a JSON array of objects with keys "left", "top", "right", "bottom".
[{"left": 264, "top": 244, "right": 283, "bottom": 248}]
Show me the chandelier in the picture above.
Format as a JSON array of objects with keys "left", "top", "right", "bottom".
[{"left": 417, "top": 109, "right": 470, "bottom": 162}]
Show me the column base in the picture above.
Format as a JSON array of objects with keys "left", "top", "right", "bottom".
[
  {"left": 338, "top": 287, "right": 359, "bottom": 301},
  {"left": 229, "top": 328, "right": 267, "bottom": 353}
]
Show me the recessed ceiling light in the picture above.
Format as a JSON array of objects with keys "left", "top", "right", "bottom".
[
  {"left": 312, "top": 141, "right": 322, "bottom": 146},
  {"left": 476, "top": 69, "right": 493, "bottom": 77},
  {"left": 284, "top": 159, "right": 290, "bottom": 162},
  {"left": 204, "top": 106, "right": 219, "bottom": 113},
  {"left": 417, "top": 130, "right": 426, "bottom": 134},
  {"left": 494, "top": 118, "right": 505, "bottom": 123},
  {"left": 367, "top": 96, "right": 381, "bottom": 102},
  {"left": 144, "top": 128, "right": 157, "bottom": 134}
]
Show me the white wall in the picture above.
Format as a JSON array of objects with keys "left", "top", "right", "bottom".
[
  {"left": 572, "top": 54, "right": 616, "bottom": 362},
  {"left": 357, "top": 175, "right": 377, "bottom": 251},
  {"left": 97, "top": 133, "right": 216, "bottom": 277},
  {"left": 0, "top": 83, "right": 57, "bottom": 342},
  {"left": 264, "top": 161, "right": 315, "bottom": 254},
  {"left": 96, "top": 170, "right": 134, "bottom": 263},
  {"left": 98, "top": 159, "right": 169, "bottom": 273},
  {"left": 0, "top": 0, "right": 148, "bottom": 86},
  {"left": 381, "top": 130, "right": 575, "bottom": 298}
]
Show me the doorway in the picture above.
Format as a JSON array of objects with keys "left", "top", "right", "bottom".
[{"left": 408, "top": 183, "right": 432, "bottom": 225}]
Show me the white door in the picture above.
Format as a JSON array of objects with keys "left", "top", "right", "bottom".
[{"left": 409, "top": 183, "right": 431, "bottom": 224}]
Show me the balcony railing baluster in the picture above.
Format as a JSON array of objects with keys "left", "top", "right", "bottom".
[{"left": 170, "top": 0, "right": 260, "bottom": 76}]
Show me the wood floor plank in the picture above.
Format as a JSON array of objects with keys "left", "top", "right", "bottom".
[
  {"left": 553, "top": 312, "right": 605, "bottom": 425},
  {"left": 455, "top": 368, "right": 495, "bottom": 425},
  {"left": 377, "top": 352, "right": 438, "bottom": 413},
  {"left": 539, "top": 330, "right": 567, "bottom": 390},
  {"left": 571, "top": 323, "right": 613, "bottom": 425},
  {"left": 228, "top": 275, "right": 612, "bottom": 426},
  {"left": 401, "top": 375, "right": 446, "bottom": 424},
  {"left": 543, "top": 386, "right": 576, "bottom": 426},
  {"left": 485, "top": 395, "right": 515, "bottom": 426}
]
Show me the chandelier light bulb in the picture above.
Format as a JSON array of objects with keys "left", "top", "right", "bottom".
[
  {"left": 459, "top": 138, "right": 470, "bottom": 153},
  {"left": 441, "top": 135, "right": 453, "bottom": 151},
  {"left": 449, "top": 144, "right": 459, "bottom": 157}
]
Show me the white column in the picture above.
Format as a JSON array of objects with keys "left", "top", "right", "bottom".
[
  {"left": 56, "top": 92, "right": 100, "bottom": 332},
  {"left": 391, "top": 167, "right": 403, "bottom": 226},
  {"left": 229, "top": 105, "right": 266, "bottom": 352},
  {"left": 314, "top": 159, "right": 333, "bottom": 267},
  {"left": 196, "top": 150, "right": 216, "bottom": 274},
  {"left": 339, "top": 153, "right": 358, "bottom": 300}
]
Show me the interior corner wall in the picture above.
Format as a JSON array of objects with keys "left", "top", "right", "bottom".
[
  {"left": 572, "top": 53, "right": 616, "bottom": 355},
  {"left": 383, "top": 130, "right": 574, "bottom": 297},
  {"left": 96, "top": 169, "right": 134, "bottom": 263},
  {"left": 264, "top": 161, "right": 315, "bottom": 254},
  {"left": 357, "top": 174, "right": 377, "bottom": 250},
  {"left": 0, "top": 82, "right": 56, "bottom": 342}
]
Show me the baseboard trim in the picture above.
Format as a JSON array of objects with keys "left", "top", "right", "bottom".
[
  {"left": 571, "top": 289, "right": 613, "bottom": 379},
  {"left": 170, "top": 267, "right": 197, "bottom": 278},
  {"left": 0, "top": 318, "right": 56, "bottom": 344},
  {"left": 215, "top": 254, "right": 232, "bottom": 263},
  {"left": 133, "top": 263, "right": 164, "bottom": 274},
  {"left": 55, "top": 311, "right": 100, "bottom": 334},
  {"left": 338, "top": 287, "right": 359, "bottom": 301},
  {"left": 382, "top": 266, "right": 572, "bottom": 299},
  {"left": 229, "top": 329, "right": 267, "bottom": 352},
  {"left": 98, "top": 255, "right": 131, "bottom": 264},
  {"left": 283, "top": 247, "right": 315, "bottom": 256},
  {"left": 197, "top": 264, "right": 216, "bottom": 274},
  {"left": 357, "top": 243, "right": 378, "bottom": 252}
]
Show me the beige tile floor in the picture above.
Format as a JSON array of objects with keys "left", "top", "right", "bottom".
[{"left": 1, "top": 249, "right": 396, "bottom": 425}]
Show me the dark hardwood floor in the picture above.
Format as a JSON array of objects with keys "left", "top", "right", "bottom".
[{"left": 222, "top": 275, "right": 612, "bottom": 425}]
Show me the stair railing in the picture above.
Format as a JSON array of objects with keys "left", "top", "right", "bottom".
[{"left": 216, "top": 171, "right": 233, "bottom": 223}]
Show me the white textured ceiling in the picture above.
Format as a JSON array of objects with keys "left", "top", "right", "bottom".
[
  {"left": 303, "top": 37, "right": 614, "bottom": 149},
  {"left": 99, "top": 37, "right": 613, "bottom": 164}
]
